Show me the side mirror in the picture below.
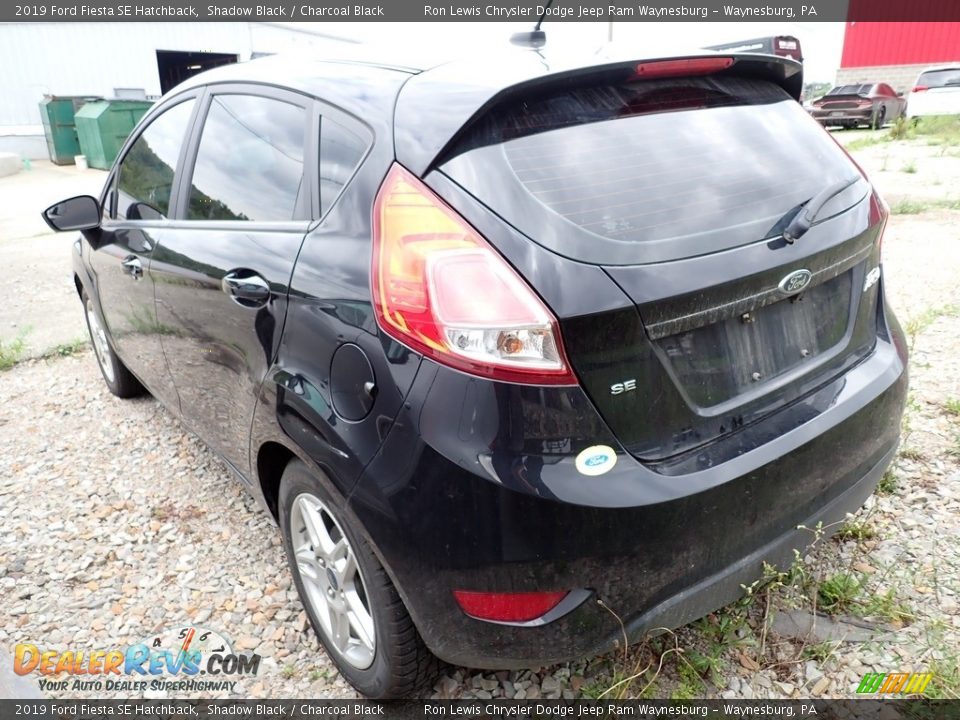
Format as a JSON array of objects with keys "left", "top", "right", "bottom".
[{"left": 42, "top": 195, "right": 101, "bottom": 232}]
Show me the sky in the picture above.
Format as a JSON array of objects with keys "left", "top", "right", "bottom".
[{"left": 306, "top": 22, "right": 846, "bottom": 83}]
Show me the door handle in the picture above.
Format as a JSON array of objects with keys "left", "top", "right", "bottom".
[
  {"left": 121, "top": 255, "right": 142, "bottom": 279},
  {"left": 222, "top": 270, "right": 270, "bottom": 307}
]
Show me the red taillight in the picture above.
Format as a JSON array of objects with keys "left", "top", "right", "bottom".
[
  {"left": 869, "top": 190, "right": 889, "bottom": 256},
  {"left": 453, "top": 590, "right": 568, "bottom": 622},
  {"left": 371, "top": 164, "right": 577, "bottom": 386},
  {"left": 912, "top": 85, "right": 929, "bottom": 93},
  {"left": 631, "top": 57, "right": 733, "bottom": 80}
]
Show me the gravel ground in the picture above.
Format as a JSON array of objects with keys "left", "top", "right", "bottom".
[{"left": 1, "top": 144, "right": 959, "bottom": 701}]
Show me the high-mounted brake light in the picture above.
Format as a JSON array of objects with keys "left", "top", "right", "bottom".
[
  {"left": 453, "top": 590, "right": 569, "bottom": 623},
  {"left": 371, "top": 164, "right": 577, "bottom": 386},
  {"left": 631, "top": 57, "right": 734, "bottom": 80},
  {"left": 912, "top": 85, "right": 929, "bottom": 93}
]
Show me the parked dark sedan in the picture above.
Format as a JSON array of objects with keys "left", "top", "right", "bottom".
[
  {"left": 808, "top": 82, "right": 907, "bottom": 129},
  {"left": 42, "top": 46, "right": 907, "bottom": 698}
]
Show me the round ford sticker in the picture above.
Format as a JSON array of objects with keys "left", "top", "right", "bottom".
[{"left": 575, "top": 445, "right": 618, "bottom": 476}]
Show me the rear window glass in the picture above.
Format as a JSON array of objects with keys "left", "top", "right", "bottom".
[
  {"left": 441, "top": 76, "right": 863, "bottom": 264},
  {"left": 918, "top": 69, "right": 960, "bottom": 88},
  {"left": 828, "top": 84, "right": 872, "bottom": 95}
]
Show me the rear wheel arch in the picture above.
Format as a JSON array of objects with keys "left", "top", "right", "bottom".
[{"left": 255, "top": 440, "right": 297, "bottom": 521}]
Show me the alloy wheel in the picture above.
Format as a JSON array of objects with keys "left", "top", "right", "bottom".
[
  {"left": 290, "top": 493, "right": 376, "bottom": 669},
  {"left": 85, "top": 299, "right": 115, "bottom": 384}
]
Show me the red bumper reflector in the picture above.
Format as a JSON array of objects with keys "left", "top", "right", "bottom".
[{"left": 453, "top": 590, "right": 568, "bottom": 622}]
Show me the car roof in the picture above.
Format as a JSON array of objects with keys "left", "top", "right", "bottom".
[
  {"left": 166, "top": 42, "right": 802, "bottom": 175},
  {"left": 918, "top": 64, "right": 960, "bottom": 73}
]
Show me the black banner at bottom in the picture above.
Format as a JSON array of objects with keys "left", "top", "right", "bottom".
[{"left": 1, "top": 700, "right": 958, "bottom": 720}]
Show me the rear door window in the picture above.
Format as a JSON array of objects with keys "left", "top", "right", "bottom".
[
  {"left": 187, "top": 94, "right": 307, "bottom": 222},
  {"left": 441, "top": 75, "right": 864, "bottom": 265}
]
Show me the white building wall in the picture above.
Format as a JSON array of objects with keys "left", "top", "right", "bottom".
[{"left": 0, "top": 22, "right": 353, "bottom": 159}]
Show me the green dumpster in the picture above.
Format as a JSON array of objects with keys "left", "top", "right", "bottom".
[
  {"left": 75, "top": 100, "right": 153, "bottom": 170},
  {"left": 38, "top": 96, "right": 100, "bottom": 165}
]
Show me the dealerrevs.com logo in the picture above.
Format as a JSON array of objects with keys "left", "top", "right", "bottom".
[{"left": 14, "top": 626, "right": 260, "bottom": 693}]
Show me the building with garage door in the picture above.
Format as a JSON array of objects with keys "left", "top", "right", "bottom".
[
  {"left": 837, "top": 22, "right": 960, "bottom": 93},
  {"left": 0, "top": 23, "right": 354, "bottom": 160}
]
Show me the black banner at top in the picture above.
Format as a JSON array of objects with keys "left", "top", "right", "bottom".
[
  {"left": 7, "top": 0, "right": 960, "bottom": 22},
  {"left": 1, "top": 699, "right": 959, "bottom": 720}
]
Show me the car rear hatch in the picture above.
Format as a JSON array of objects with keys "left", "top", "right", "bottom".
[
  {"left": 399, "top": 52, "right": 885, "bottom": 463},
  {"left": 912, "top": 68, "right": 960, "bottom": 113}
]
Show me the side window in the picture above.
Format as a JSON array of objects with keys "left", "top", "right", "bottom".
[
  {"left": 319, "top": 115, "right": 367, "bottom": 216},
  {"left": 187, "top": 94, "right": 306, "bottom": 221},
  {"left": 115, "top": 99, "right": 195, "bottom": 221}
]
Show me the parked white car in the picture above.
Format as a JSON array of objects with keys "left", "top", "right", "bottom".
[{"left": 905, "top": 65, "right": 960, "bottom": 118}]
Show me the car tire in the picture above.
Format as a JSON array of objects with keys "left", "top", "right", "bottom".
[
  {"left": 872, "top": 106, "right": 886, "bottom": 130},
  {"left": 278, "top": 459, "right": 443, "bottom": 698},
  {"left": 81, "top": 289, "right": 146, "bottom": 398}
]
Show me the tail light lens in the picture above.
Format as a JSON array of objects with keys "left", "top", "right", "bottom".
[
  {"left": 372, "top": 164, "right": 577, "bottom": 386},
  {"left": 453, "top": 590, "right": 568, "bottom": 623},
  {"left": 869, "top": 190, "right": 889, "bottom": 256},
  {"left": 912, "top": 85, "right": 929, "bottom": 92}
]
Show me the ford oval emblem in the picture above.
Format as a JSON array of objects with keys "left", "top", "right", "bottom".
[{"left": 778, "top": 269, "right": 812, "bottom": 296}]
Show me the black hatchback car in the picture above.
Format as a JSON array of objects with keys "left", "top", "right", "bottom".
[{"left": 43, "top": 47, "right": 907, "bottom": 698}]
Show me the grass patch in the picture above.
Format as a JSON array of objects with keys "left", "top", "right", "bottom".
[
  {"left": 0, "top": 329, "right": 30, "bottom": 370},
  {"left": 857, "top": 587, "right": 914, "bottom": 625},
  {"left": 848, "top": 116, "right": 960, "bottom": 151},
  {"left": 835, "top": 519, "right": 878, "bottom": 542},
  {"left": 926, "top": 657, "right": 960, "bottom": 699},
  {"left": 889, "top": 198, "right": 960, "bottom": 215},
  {"left": 671, "top": 661, "right": 705, "bottom": 701},
  {"left": 899, "top": 447, "right": 925, "bottom": 461},
  {"left": 801, "top": 641, "right": 841, "bottom": 664},
  {"left": 943, "top": 398, "right": 960, "bottom": 417},
  {"left": 817, "top": 573, "right": 862, "bottom": 614},
  {"left": 903, "top": 304, "right": 960, "bottom": 348},
  {"left": 876, "top": 469, "right": 899, "bottom": 495},
  {"left": 45, "top": 338, "right": 89, "bottom": 358},
  {"left": 890, "top": 199, "right": 929, "bottom": 215},
  {"left": 888, "top": 116, "right": 910, "bottom": 140},
  {"left": 846, "top": 135, "right": 886, "bottom": 152},
  {"left": 948, "top": 433, "right": 960, "bottom": 459},
  {"left": 901, "top": 161, "right": 918, "bottom": 174}
]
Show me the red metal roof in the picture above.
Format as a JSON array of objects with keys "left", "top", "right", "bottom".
[{"left": 841, "top": 22, "right": 960, "bottom": 68}]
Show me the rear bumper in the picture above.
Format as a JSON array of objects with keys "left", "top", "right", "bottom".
[
  {"left": 811, "top": 109, "right": 873, "bottom": 125},
  {"left": 613, "top": 442, "right": 895, "bottom": 648},
  {"left": 350, "top": 304, "right": 907, "bottom": 668}
]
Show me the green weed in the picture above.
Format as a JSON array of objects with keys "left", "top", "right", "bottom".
[{"left": 817, "top": 573, "right": 862, "bottom": 613}]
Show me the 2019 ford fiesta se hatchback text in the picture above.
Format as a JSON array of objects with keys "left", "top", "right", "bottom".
[{"left": 43, "top": 47, "right": 908, "bottom": 698}]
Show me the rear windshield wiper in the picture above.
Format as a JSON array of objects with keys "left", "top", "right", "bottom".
[{"left": 782, "top": 175, "right": 861, "bottom": 243}]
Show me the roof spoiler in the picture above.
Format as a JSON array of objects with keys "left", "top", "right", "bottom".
[{"left": 394, "top": 53, "right": 803, "bottom": 176}]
